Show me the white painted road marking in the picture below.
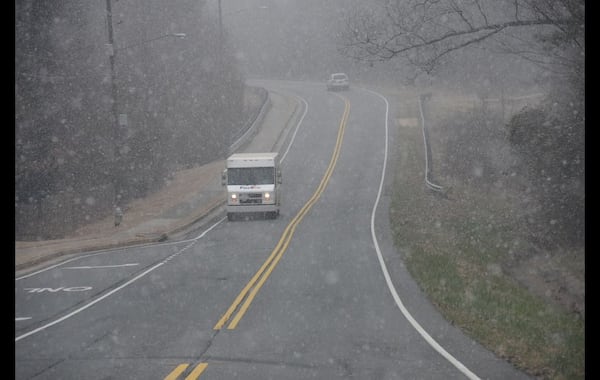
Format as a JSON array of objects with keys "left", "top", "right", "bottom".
[
  {"left": 366, "top": 89, "right": 481, "bottom": 380},
  {"left": 24, "top": 287, "right": 93, "bottom": 293},
  {"left": 15, "top": 317, "right": 32, "bottom": 321},
  {"left": 15, "top": 218, "right": 224, "bottom": 342},
  {"left": 63, "top": 263, "right": 139, "bottom": 269}
]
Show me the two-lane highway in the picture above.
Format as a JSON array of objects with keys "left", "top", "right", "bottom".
[{"left": 15, "top": 80, "right": 532, "bottom": 380}]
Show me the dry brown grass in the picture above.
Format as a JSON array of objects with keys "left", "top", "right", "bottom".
[{"left": 374, "top": 85, "right": 584, "bottom": 380}]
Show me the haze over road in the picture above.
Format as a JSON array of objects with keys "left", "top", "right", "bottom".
[{"left": 15, "top": 80, "right": 532, "bottom": 380}]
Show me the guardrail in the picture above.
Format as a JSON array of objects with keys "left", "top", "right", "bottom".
[
  {"left": 417, "top": 91, "right": 543, "bottom": 193},
  {"left": 228, "top": 88, "right": 271, "bottom": 155},
  {"left": 418, "top": 93, "right": 444, "bottom": 193}
]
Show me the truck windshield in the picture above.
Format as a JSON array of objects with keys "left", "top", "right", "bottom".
[{"left": 227, "top": 167, "right": 275, "bottom": 185}]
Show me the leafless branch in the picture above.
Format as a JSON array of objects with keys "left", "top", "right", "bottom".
[
  {"left": 339, "top": 0, "right": 583, "bottom": 76},
  {"left": 450, "top": 0, "right": 475, "bottom": 30},
  {"left": 474, "top": 0, "right": 490, "bottom": 25}
]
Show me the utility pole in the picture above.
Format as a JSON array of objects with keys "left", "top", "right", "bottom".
[
  {"left": 218, "top": 0, "right": 223, "bottom": 49},
  {"left": 104, "top": 2, "right": 186, "bottom": 225},
  {"left": 105, "top": 0, "right": 121, "bottom": 210},
  {"left": 218, "top": 0, "right": 224, "bottom": 72}
]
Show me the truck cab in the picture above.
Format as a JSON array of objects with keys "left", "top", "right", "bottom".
[{"left": 221, "top": 152, "right": 282, "bottom": 220}]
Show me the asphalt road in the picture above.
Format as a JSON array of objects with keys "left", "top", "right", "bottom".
[{"left": 15, "top": 80, "right": 532, "bottom": 380}]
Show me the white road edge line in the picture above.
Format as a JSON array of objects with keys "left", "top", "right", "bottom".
[
  {"left": 365, "top": 88, "right": 481, "bottom": 380},
  {"left": 63, "top": 263, "right": 140, "bottom": 269},
  {"left": 15, "top": 218, "right": 224, "bottom": 342},
  {"left": 15, "top": 88, "right": 309, "bottom": 342},
  {"left": 280, "top": 95, "right": 308, "bottom": 164},
  {"left": 16, "top": 239, "right": 193, "bottom": 281}
]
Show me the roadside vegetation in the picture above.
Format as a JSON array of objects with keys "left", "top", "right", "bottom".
[
  {"left": 342, "top": 3, "right": 584, "bottom": 375},
  {"left": 387, "top": 88, "right": 584, "bottom": 379},
  {"left": 15, "top": 1, "right": 262, "bottom": 240}
]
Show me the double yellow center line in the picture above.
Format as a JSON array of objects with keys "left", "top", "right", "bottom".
[
  {"left": 165, "top": 98, "right": 350, "bottom": 379},
  {"left": 214, "top": 97, "right": 351, "bottom": 330},
  {"left": 164, "top": 363, "right": 207, "bottom": 380}
]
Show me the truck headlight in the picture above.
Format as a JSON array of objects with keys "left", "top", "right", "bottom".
[
  {"left": 264, "top": 192, "right": 271, "bottom": 200},
  {"left": 230, "top": 193, "right": 238, "bottom": 204}
]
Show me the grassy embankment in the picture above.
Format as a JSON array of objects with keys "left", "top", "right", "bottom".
[{"left": 386, "top": 89, "right": 584, "bottom": 380}]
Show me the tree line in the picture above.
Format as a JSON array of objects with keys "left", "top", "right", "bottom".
[
  {"left": 15, "top": 0, "right": 254, "bottom": 240},
  {"left": 340, "top": 0, "right": 584, "bottom": 247}
]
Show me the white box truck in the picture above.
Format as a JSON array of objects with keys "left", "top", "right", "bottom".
[{"left": 221, "top": 152, "right": 282, "bottom": 220}]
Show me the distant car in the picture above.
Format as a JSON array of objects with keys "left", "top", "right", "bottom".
[{"left": 326, "top": 73, "right": 349, "bottom": 91}]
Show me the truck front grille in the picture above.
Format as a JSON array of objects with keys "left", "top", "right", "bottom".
[{"left": 239, "top": 193, "right": 263, "bottom": 204}]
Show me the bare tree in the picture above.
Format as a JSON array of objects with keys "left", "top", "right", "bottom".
[
  {"left": 339, "top": 0, "right": 583, "bottom": 80},
  {"left": 339, "top": 0, "right": 585, "bottom": 248},
  {"left": 15, "top": 0, "right": 249, "bottom": 239}
]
